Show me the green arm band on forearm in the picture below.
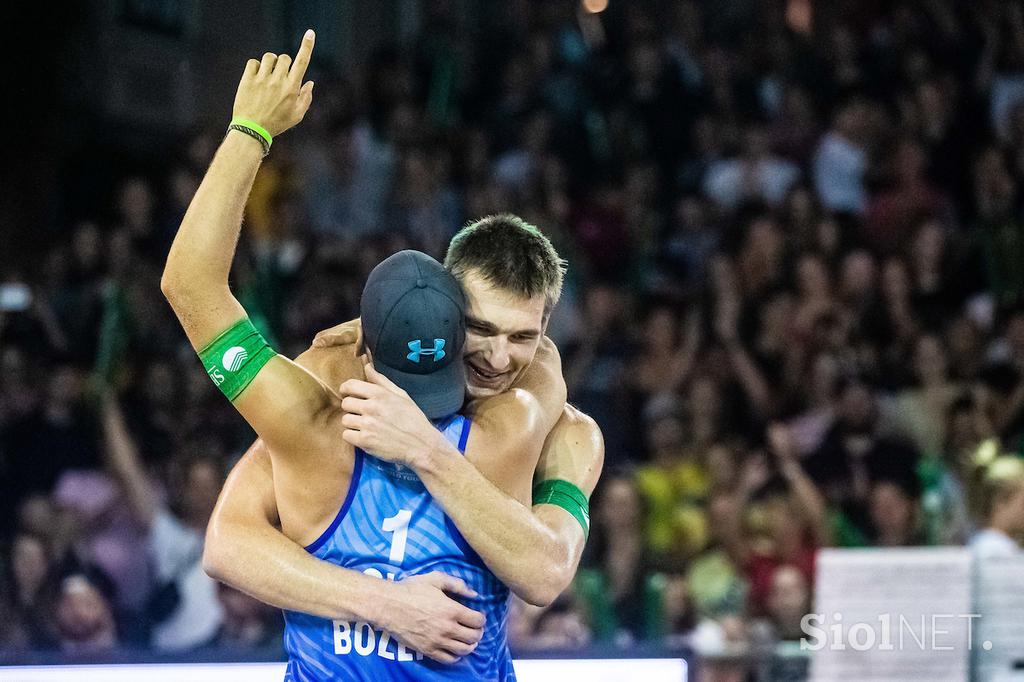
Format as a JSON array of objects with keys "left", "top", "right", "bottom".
[
  {"left": 533, "top": 479, "right": 591, "bottom": 540},
  {"left": 198, "top": 318, "right": 276, "bottom": 401}
]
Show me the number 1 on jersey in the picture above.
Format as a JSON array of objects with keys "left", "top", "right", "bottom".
[{"left": 382, "top": 509, "right": 412, "bottom": 564}]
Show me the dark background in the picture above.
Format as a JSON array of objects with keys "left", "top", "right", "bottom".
[{"left": 2, "top": 1, "right": 1023, "bottom": 677}]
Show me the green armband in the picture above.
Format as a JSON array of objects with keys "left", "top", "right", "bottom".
[
  {"left": 533, "top": 479, "right": 590, "bottom": 540},
  {"left": 198, "top": 318, "right": 276, "bottom": 401},
  {"left": 229, "top": 117, "right": 273, "bottom": 156}
]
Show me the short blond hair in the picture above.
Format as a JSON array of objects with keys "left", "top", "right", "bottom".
[{"left": 971, "top": 443, "right": 1024, "bottom": 520}]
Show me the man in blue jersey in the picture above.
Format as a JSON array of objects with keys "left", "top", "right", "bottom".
[
  {"left": 162, "top": 32, "right": 530, "bottom": 680},
  {"left": 205, "top": 219, "right": 603, "bottom": 667},
  {"left": 200, "top": 41, "right": 604, "bottom": 671},
  {"left": 275, "top": 248, "right": 521, "bottom": 680}
]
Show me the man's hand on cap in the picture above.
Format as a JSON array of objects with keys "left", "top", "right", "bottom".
[{"left": 339, "top": 365, "right": 452, "bottom": 468}]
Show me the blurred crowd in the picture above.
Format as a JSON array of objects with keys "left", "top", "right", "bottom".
[{"left": 3, "top": 0, "right": 1024, "bottom": 677}]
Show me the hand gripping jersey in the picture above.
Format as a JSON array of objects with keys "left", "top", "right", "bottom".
[{"left": 283, "top": 415, "right": 516, "bottom": 681}]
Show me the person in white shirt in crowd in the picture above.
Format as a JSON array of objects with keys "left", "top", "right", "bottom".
[
  {"left": 55, "top": 571, "right": 119, "bottom": 655},
  {"left": 812, "top": 100, "right": 871, "bottom": 214},
  {"left": 703, "top": 126, "right": 800, "bottom": 210},
  {"left": 99, "top": 393, "right": 224, "bottom": 651},
  {"left": 969, "top": 448, "right": 1024, "bottom": 557}
]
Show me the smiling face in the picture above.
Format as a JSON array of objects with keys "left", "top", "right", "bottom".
[
  {"left": 442, "top": 214, "right": 566, "bottom": 397},
  {"left": 459, "top": 269, "right": 546, "bottom": 399}
]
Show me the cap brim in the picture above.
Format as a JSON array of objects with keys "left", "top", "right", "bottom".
[{"left": 375, "top": 357, "right": 466, "bottom": 420}]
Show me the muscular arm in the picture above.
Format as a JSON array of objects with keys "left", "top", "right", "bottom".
[
  {"left": 203, "top": 440, "right": 385, "bottom": 620},
  {"left": 530, "top": 406, "right": 604, "bottom": 578},
  {"left": 414, "top": 340, "right": 600, "bottom": 605},
  {"left": 446, "top": 336, "right": 568, "bottom": 504},
  {"left": 202, "top": 347, "right": 362, "bottom": 605},
  {"left": 204, "top": 345, "right": 487, "bottom": 662},
  {"left": 415, "top": 404, "right": 604, "bottom": 606},
  {"left": 160, "top": 38, "right": 351, "bottom": 545},
  {"left": 213, "top": 395, "right": 603, "bottom": 612},
  {"left": 344, "top": 337, "right": 603, "bottom": 605}
]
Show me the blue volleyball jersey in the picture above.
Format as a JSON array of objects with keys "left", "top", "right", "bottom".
[{"left": 282, "top": 415, "right": 516, "bottom": 681}]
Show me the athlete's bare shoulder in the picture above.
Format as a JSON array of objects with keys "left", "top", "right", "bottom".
[
  {"left": 535, "top": 404, "right": 604, "bottom": 496},
  {"left": 558, "top": 404, "right": 598, "bottom": 430},
  {"left": 552, "top": 405, "right": 603, "bottom": 460},
  {"left": 293, "top": 342, "right": 366, "bottom": 391},
  {"left": 516, "top": 337, "right": 567, "bottom": 427}
]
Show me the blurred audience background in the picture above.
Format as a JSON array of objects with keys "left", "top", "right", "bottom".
[{"left": 3, "top": 0, "right": 1024, "bottom": 677}]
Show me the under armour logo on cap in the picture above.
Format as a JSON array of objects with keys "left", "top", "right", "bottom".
[
  {"left": 407, "top": 339, "right": 446, "bottom": 363},
  {"left": 360, "top": 250, "right": 466, "bottom": 419}
]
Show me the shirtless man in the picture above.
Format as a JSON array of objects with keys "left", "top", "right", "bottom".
[
  {"left": 205, "top": 227, "right": 604, "bottom": 664},
  {"left": 192, "top": 30, "right": 604, "bottom": 669}
]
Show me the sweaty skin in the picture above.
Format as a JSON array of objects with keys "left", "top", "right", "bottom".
[
  {"left": 171, "top": 33, "right": 605, "bottom": 664},
  {"left": 204, "top": 346, "right": 489, "bottom": 663},
  {"left": 205, "top": 336, "right": 604, "bottom": 631},
  {"left": 162, "top": 34, "right": 486, "bottom": 663},
  {"left": 336, "top": 329, "right": 595, "bottom": 603}
]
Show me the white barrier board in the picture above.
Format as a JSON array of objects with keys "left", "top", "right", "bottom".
[
  {"left": 0, "top": 659, "right": 687, "bottom": 682},
  {"left": 974, "top": 556, "right": 1024, "bottom": 682},
  {"left": 809, "top": 548, "right": 973, "bottom": 682}
]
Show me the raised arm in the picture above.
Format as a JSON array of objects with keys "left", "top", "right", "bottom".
[
  {"left": 768, "top": 423, "right": 831, "bottom": 547},
  {"left": 161, "top": 32, "right": 316, "bottom": 351},
  {"left": 160, "top": 32, "right": 349, "bottom": 545},
  {"left": 339, "top": 338, "right": 605, "bottom": 606},
  {"left": 99, "top": 392, "right": 157, "bottom": 527}
]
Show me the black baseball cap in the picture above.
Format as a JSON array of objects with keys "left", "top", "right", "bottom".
[{"left": 361, "top": 250, "right": 466, "bottom": 419}]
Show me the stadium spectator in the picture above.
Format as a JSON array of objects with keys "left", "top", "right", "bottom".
[
  {"left": 866, "top": 477, "right": 926, "bottom": 547},
  {"left": 812, "top": 101, "right": 870, "bottom": 214},
  {"left": 577, "top": 473, "right": 650, "bottom": 642},
  {"left": 209, "top": 584, "right": 283, "bottom": 653},
  {"left": 6, "top": 0, "right": 1024, "bottom": 670},
  {"left": 703, "top": 127, "right": 801, "bottom": 209},
  {"left": 508, "top": 592, "right": 592, "bottom": 652},
  {"left": 99, "top": 393, "right": 224, "bottom": 651},
  {"left": 2, "top": 532, "right": 58, "bottom": 651},
  {"left": 1, "top": 366, "right": 101, "bottom": 525},
  {"left": 716, "top": 425, "right": 828, "bottom": 617},
  {"left": 54, "top": 571, "right": 119, "bottom": 656},
  {"left": 969, "top": 453, "right": 1024, "bottom": 557},
  {"left": 762, "top": 564, "right": 811, "bottom": 642}
]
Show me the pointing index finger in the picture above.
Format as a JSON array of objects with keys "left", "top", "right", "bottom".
[{"left": 290, "top": 29, "right": 315, "bottom": 85}]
